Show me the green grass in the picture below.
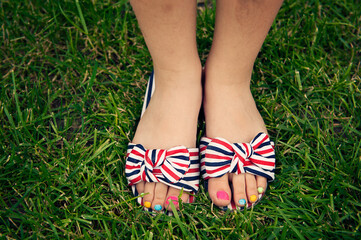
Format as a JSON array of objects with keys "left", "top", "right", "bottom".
[{"left": 1, "top": 0, "right": 360, "bottom": 239}]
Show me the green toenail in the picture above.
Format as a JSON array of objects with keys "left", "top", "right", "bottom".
[{"left": 258, "top": 187, "right": 264, "bottom": 194}]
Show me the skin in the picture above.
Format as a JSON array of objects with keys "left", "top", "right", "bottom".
[{"left": 129, "top": 0, "right": 283, "bottom": 211}]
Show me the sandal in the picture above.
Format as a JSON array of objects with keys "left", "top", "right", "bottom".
[
  {"left": 125, "top": 72, "right": 200, "bottom": 214},
  {"left": 200, "top": 132, "right": 275, "bottom": 210}
]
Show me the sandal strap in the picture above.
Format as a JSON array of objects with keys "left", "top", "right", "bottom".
[
  {"left": 200, "top": 132, "right": 275, "bottom": 181},
  {"left": 125, "top": 143, "right": 200, "bottom": 193}
]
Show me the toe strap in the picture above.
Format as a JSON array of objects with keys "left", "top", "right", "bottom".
[
  {"left": 125, "top": 143, "right": 200, "bottom": 193},
  {"left": 200, "top": 132, "right": 276, "bottom": 181}
]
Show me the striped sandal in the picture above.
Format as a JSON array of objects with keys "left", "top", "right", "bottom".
[
  {"left": 125, "top": 72, "right": 200, "bottom": 215},
  {"left": 200, "top": 132, "right": 275, "bottom": 211}
]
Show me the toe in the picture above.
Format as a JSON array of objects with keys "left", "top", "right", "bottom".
[
  {"left": 143, "top": 182, "right": 155, "bottom": 209},
  {"left": 231, "top": 173, "right": 248, "bottom": 207},
  {"left": 152, "top": 183, "right": 168, "bottom": 211},
  {"left": 256, "top": 175, "right": 267, "bottom": 195},
  {"left": 208, "top": 174, "right": 231, "bottom": 207},
  {"left": 164, "top": 188, "right": 189, "bottom": 211},
  {"left": 245, "top": 173, "right": 258, "bottom": 203}
]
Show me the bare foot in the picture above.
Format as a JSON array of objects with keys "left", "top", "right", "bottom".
[
  {"left": 130, "top": 66, "right": 202, "bottom": 211},
  {"left": 203, "top": 70, "right": 270, "bottom": 208}
]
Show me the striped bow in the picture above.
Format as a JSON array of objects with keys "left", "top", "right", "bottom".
[
  {"left": 125, "top": 144, "right": 191, "bottom": 186},
  {"left": 202, "top": 133, "right": 275, "bottom": 181}
]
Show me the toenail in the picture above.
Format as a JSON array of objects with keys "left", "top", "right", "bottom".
[
  {"left": 166, "top": 196, "right": 178, "bottom": 205},
  {"left": 250, "top": 195, "right": 257, "bottom": 202},
  {"left": 217, "top": 191, "right": 229, "bottom": 200},
  {"left": 238, "top": 199, "right": 246, "bottom": 205},
  {"left": 144, "top": 201, "right": 151, "bottom": 208},
  {"left": 257, "top": 187, "right": 264, "bottom": 194},
  {"left": 154, "top": 205, "right": 162, "bottom": 211}
]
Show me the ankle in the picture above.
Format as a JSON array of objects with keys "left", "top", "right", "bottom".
[
  {"left": 204, "top": 60, "right": 253, "bottom": 87},
  {"left": 153, "top": 59, "right": 202, "bottom": 87},
  {"left": 204, "top": 77, "right": 252, "bottom": 100}
]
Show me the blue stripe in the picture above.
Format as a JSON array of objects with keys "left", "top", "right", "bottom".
[
  {"left": 230, "top": 165, "right": 238, "bottom": 173},
  {"left": 205, "top": 160, "right": 231, "bottom": 167},
  {"left": 253, "top": 132, "right": 263, "bottom": 140},
  {"left": 233, "top": 143, "right": 246, "bottom": 154},
  {"left": 207, "top": 145, "right": 233, "bottom": 156},
  {"left": 125, "top": 169, "right": 140, "bottom": 177},
  {"left": 253, "top": 152, "right": 275, "bottom": 159},
  {"left": 190, "top": 159, "right": 200, "bottom": 164},
  {"left": 145, "top": 170, "right": 154, "bottom": 182},
  {"left": 169, "top": 182, "right": 196, "bottom": 192},
  {"left": 182, "top": 176, "right": 200, "bottom": 181},
  {"left": 173, "top": 155, "right": 189, "bottom": 161},
  {"left": 173, "top": 167, "right": 186, "bottom": 175},
  {"left": 151, "top": 150, "right": 156, "bottom": 164},
  {"left": 257, "top": 141, "right": 270, "bottom": 149},
  {"left": 200, "top": 140, "right": 210, "bottom": 146},
  {"left": 135, "top": 144, "right": 146, "bottom": 151},
  {"left": 244, "top": 167, "right": 273, "bottom": 180},
  {"left": 126, "top": 157, "right": 142, "bottom": 164},
  {"left": 145, "top": 71, "right": 154, "bottom": 109}
]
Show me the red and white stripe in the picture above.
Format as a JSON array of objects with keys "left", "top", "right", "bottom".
[
  {"left": 200, "top": 132, "right": 275, "bottom": 181},
  {"left": 125, "top": 144, "right": 199, "bottom": 193}
]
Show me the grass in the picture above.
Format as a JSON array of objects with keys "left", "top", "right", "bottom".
[{"left": 0, "top": 0, "right": 360, "bottom": 239}]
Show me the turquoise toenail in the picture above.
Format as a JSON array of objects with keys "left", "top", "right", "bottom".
[
  {"left": 154, "top": 205, "right": 162, "bottom": 211},
  {"left": 238, "top": 199, "right": 246, "bottom": 205}
]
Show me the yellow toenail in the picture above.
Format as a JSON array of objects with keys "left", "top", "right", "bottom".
[
  {"left": 144, "top": 201, "right": 151, "bottom": 208},
  {"left": 258, "top": 187, "right": 264, "bottom": 194},
  {"left": 250, "top": 195, "right": 257, "bottom": 203}
]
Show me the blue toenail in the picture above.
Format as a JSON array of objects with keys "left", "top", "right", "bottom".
[
  {"left": 239, "top": 199, "right": 246, "bottom": 205},
  {"left": 154, "top": 205, "right": 162, "bottom": 211}
]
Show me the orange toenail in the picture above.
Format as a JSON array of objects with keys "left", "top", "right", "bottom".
[
  {"left": 144, "top": 201, "right": 151, "bottom": 208},
  {"left": 250, "top": 195, "right": 257, "bottom": 202}
]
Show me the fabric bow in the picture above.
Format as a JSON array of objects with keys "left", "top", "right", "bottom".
[
  {"left": 125, "top": 144, "right": 191, "bottom": 186},
  {"left": 203, "top": 133, "right": 275, "bottom": 181}
]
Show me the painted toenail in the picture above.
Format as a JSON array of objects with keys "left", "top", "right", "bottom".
[
  {"left": 258, "top": 187, "right": 264, "bottom": 194},
  {"left": 238, "top": 199, "right": 246, "bottom": 205},
  {"left": 166, "top": 196, "right": 178, "bottom": 205},
  {"left": 217, "top": 191, "right": 229, "bottom": 200},
  {"left": 154, "top": 205, "right": 162, "bottom": 211},
  {"left": 144, "top": 201, "right": 151, "bottom": 208},
  {"left": 250, "top": 195, "right": 257, "bottom": 202}
]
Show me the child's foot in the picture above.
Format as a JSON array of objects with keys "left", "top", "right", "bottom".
[
  {"left": 132, "top": 67, "right": 202, "bottom": 211},
  {"left": 203, "top": 70, "right": 269, "bottom": 208}
]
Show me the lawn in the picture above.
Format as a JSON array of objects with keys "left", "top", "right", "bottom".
[{"left": 0, "top": 0, "right": 360, "bottom": 239}]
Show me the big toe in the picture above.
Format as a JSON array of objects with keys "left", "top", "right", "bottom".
[
  {"left": 164, "top": 188, "right": 189, "bottom": 211},
  {"left": 208, "top": 174, "right": 231, "bottom": 207}
]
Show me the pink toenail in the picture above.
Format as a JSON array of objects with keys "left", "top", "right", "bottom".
[
  {"left": 217, "top": 191, "right": 229, "bottom": 200},
  {"left": 166, "top": 196, "right": 178, "bottom": 205}
]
